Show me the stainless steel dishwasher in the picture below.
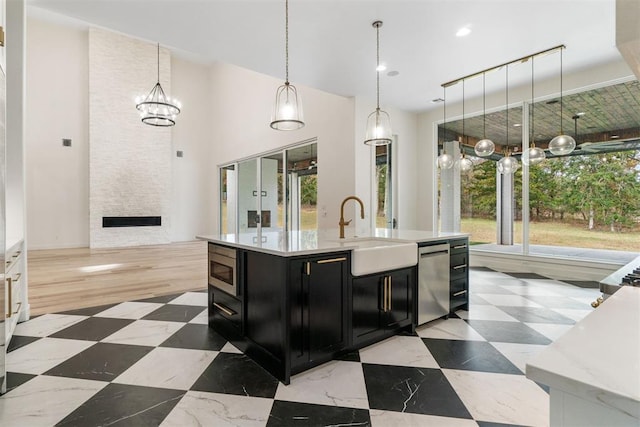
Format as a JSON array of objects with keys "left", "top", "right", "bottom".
[{"left": 418, "top": 244, "right": 450, "bottom": 325}]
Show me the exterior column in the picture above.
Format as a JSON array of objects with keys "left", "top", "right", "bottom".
[{"left": 496, "top": 167, "right": 514, "bottom": 244}]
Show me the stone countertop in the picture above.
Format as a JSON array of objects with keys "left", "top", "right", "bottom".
[
  {"left": 525, "top": 285, "right": 640, "bottom": 420},
  {"left": 196, "top": 229, "right": 469, "bottom": 257}
]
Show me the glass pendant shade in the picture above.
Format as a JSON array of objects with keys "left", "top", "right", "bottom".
[
  {"left": 548, "top": 134, "right": 576, "bottom": 156},
  {"left": 475, "top": 138, "right": 495, "bottom": 157},
  {"left": 497, "top": 155, "right": 519, "bottom": 174},
  {"left": 437, "top": 152, "right": 454, "bottom": 169},
  {"left": 522, "top": 146, "right": 546, "bottom": 166},
  {"left": 459, "top": 156, "right": 474, "bottom": 172},
  {"left": 364, "top": 108, "right": 392, "bottom": 146},
  {"left": 270, "top": 82, "right": 304, "bottom": 130}
]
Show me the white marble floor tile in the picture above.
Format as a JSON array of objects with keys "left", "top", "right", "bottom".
[
  {"left": 6, "top": 338, "right": 95, "bottom": 374},
  {"left": 417, "top": 318, "right": 485, "bottom": 341},
  {"left": 114, "top": 347, "right": 217, "bottom": 390},
  {"left": 499, "top": 285, "right": 562, "bottom": 297},
  {"left": 476, "top": 294, "right": 543, "bottom": 308},
  {"left": 359, "top": 335, "right": 439, "bottom": 368},
  {"left": 469, "top": 271, "right": 514, "bottom": 280},
  {"left": 220, "top": 342, "right": 243, "bottom": 354},
  {"left": 443, "top": 369, "right": 549, "bottom": 426},
  {"left": 93, "top": 301, "right": 163, "bottom": 319},
  {"left": 0, "top": 375, "right": 106, "bottom": 426},
  {"left": 275, "top": 360, "right": 369, "bottom": 409},
  {"left": 168, "top": 292, "right": 208, "bottom": 307},
  {"left": 490, "top": 342, "right": 548, "bottom": 374},
  {"left": 525, "top": 322, "right": 574, "bottom": 341},
  {"left": 550, "top": 308, "right": 593, "bottom": 322},
  {"left": 101, "top": 320, "right": 185, "bottom": 346},
  {"left": 160, "top": 391, "right": 273, "bottom": 427},
  {"left": 456, "top": 305, "right": 519, "bottom": 322},
  {"left": 188, "top": 308, "right": 208, "bottom": 325},
  {"left": 569, "top": 296, "right": 599, "bottom": 306},
  {"left": 370, "top": 409, "right": 477, "bottom": 427},
  {"left": 14, "top": 314, "right": 88, "bottom": 337}
]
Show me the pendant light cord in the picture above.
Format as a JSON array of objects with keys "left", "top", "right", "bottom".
[
  {"left": 482, "top": 73, "right": 487, "bottom": 139},
  {"left": 559, "top": 48, "right": 563, "bottom": 133},
  {"left": 462, "top": 79, "right": 465, "bottom": 147},
  {"left": 531, "top": 56, "right": 535, "bottom": 145},
  {"left": 285, "top": 0, "right": 289, "bottom": 84},
  {"left": 505, "top": 65, "right": 509, "bottom": 154},
  {"left": 376, "top": 23, "right": 380, "bottom": 110},
  {"left": 442, "top": 86, "right": 447, "bottom": 151},
  {"left": 157, "top": 43, "right": 160, "bottom": 84}
]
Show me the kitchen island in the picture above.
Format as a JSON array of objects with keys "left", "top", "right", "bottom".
[{"left": 197, "top": 229, "right": 468, "bottom": 383}]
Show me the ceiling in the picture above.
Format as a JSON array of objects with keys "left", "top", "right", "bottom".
[{"left": 27, "top": 0, "right": 625, "bottom": 113}]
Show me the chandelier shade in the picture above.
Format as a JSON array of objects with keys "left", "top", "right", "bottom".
[
  {"left": 497, "top": 153, "right": 519, "bottom": 174},
  {"left": 437, "top": 152, "right": 454, "bottom": 170},
  {"left": 136, "top": 44, "right": 181, "bottom": 127},
  {"left": 270, "top": 0, "right": 305, "bottom": 130},
  {"left": 364, "top": 20, "right": 392, "bottom": 146}
]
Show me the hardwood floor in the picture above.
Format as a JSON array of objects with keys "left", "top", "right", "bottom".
[{"left": 26, "top": 240, "right": 207, "bottom": 316}]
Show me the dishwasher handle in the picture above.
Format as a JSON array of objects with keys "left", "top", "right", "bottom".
[{"left": 420, "top": 250, "right": 449, "bottom": 258}]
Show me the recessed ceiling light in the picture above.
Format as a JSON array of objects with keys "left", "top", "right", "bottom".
[
  {"left": 513, "top": 123, "right": 522, "bottom": 127},
  {"left": 376, "top": 64, "right": 387, "bottom": 72},
  {"left": 576, "top": 112, "right": 586, "bottom": 116},
  {"left": 387, "top": 70, "right": 399, "bottom": 77},
  {"left": 431, "top": 98, "right": 444, "bottom": 103},
  {"left": 456, "top": 27, "right": 471, "bottom": 37}
]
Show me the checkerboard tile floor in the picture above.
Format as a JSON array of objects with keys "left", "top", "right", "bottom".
[{"left": 0, "top": 268, "right": 600, "bottom": 426}]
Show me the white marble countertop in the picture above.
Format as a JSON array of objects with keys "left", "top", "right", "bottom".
[
  {"left": 526, "top": 285, "right": 640, "bottom": 419},
  {"left": 196, "top": 228, "right": 468, "bottom": 257}
]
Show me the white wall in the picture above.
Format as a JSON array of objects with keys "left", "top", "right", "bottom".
[
  {"left": 170, "top": 56, "right": 215, "bottom": 240},
  {"left": 208, "top": 61, "right": 356, "bottom": 232},
  {"left": 354, "top": 96, "right": 419, "bottom": 235},
  {"left": 25, "top": 17, "right": 89, "bottom": 249}
]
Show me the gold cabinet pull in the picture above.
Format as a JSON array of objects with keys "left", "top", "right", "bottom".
[
  {"left": 213, "top": 302, "right": 235, "bottom": 316},
  {"left": 453, "top": 245, "right": 467, "bottom": 249},
  {"left": 305, "top": 262, "right": 311, "bottom": 275},
  {"left": 388, "top": 276, "right": 392, "bottom": 311},
  {"left": 6, "top": 277, "right": 11, "bottom": 318},
  {"left": 453, "top": 264, "right": 467, "bottom": 270},
  {"left": 453, "top": 290, "right": 467, "bottom": 297},
  {"left": 0, "top": 26, "right": 4, "bottom": 47},
  {"left": 382, "top": 276, "right": 387, "bottom": 312},
  {"left": 316, "top": 257, "right": 347, "bottom": 264}
]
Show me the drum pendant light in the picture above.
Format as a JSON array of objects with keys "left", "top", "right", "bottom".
[
  {"left": 475, "top": 73, "right": 495, "bottom": 157},
  {"left": 136, "top": 43, "right": 181, "bottom": 127},
  {"left": 270, "top": 0, "right": 305, "bottom": 131},
  {"left": 364, "top": 21, "right": 392, "bottom": 146},
  {"left": 437, "top": 86, "right": 454, "bottom": 169},
  {"left": 548, "top": 47, "right": 576, "bottom": 155},
  {"left": 497, "top": 65, "right": 519, "bottom": 175},
  {"left": 522, "top": 56, "right": 546, "bottom": 166}
]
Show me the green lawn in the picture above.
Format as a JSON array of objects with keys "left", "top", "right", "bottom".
[{"left": 462, "top": 217, "right": 640, "bottom": 252}]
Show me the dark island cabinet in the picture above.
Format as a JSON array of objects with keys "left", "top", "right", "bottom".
[
  {"left": 449, "top": 238, "right": 469, "bottom": 313},
  {"left": 289, "top": 254, "right": 349, "bottom": 372},
  {"left": 352, "top": 267, "right": 415, "bottom": 347}
]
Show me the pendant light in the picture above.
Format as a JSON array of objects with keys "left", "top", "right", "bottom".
[
  {"left": 522, "top": 56, "right": 546, "bottom": 166},
  {"left": 548, "top": 47, "right": 576, "bottom": 155},
  {"left": 136, "top": 43, "right": 181, "bottom": 127},
  {"left": 458, "top": 79, "right": 474, "bottom": 172},
  {"left": 437, "top": 86, "right": 454, "bottom": 169},
  {"left": 364, "top": 21, "right": 392, "bottom": 146},
  {"left": 475, "top": 72, "right": 495, "bottom": 157},
  {"left": 270, "top": 0, "right": 305, "bottom": 131},
  {"left": 498, "top": 65, "right": 518, "bottom": 175}
]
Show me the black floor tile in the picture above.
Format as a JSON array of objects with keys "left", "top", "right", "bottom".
[
  {"left": 44, "top": 343, "right": 153, "bottom": 382},
  {"left": 267, "top": 400, "right": 371, "bottom": 427},
  {"left": 56, "top": 383, "right": 185, "bottom": 426},
  {"left": 498, "top": 306, "right": 575, "bottom": 324},
  {"left": 422, "top": 338, "right": 521, "bottom": 375},
  {"left": 6, "top": 372, "right": 37, "bottom": 393},
  {"left": 160, "top": 324, "right": 227, "bottom": 351},
  {"left": 560, "top": 280, "right": 600, "bottom": 289},
  {"left": 57, "top": 303, "right": 118, "bottom": 316},
  {"left": 49, "top": 317, "right": 135, "bottom": 341},
  {"left": 504, "top": 272, "right": 551, "bottom": 280},
  {"left": 334, "top": 350, "right": 360, "bottom": 362},
  {"left": 466, "top": 320, "right": 552, "bottom": 346},
  {"left": 142, "top": 304, "right": 204, "bottom": 322},
  {"left": 521, "top": 295, "right": 592, "bottom": 309},
  {"left": 134, "top": 293, "right": 182, "bottom": 304},
  {"left": 191, "top": 352, "right": 279, "bottom": 398},
  {"left": 362, "top": 364, "right": 472, "bottom": 418},
  {"left": 7, "top": 335, "right": 41, "bottom": 352},
  {"left": 477, "top": 421, "right": 528, "bottom": 427}
]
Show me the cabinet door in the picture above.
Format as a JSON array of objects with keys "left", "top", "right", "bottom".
[
  {"left": 385, "top": 269, "right": 412, "bottom": 329},
  {"left": 352, "top": 274, "right": 384, "bottom": 345},
  {"left": 290, "top": 255, "right": 348, "bottom": 368}
]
